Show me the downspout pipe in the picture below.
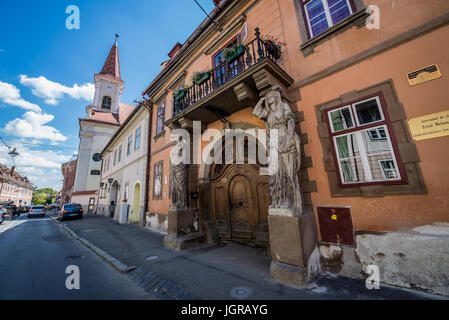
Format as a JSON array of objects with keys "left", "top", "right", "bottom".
[{"left": 143, "top": 99, "right": 153, "bottom": 226}]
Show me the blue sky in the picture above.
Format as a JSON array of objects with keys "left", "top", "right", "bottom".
[{"left": 0, "top": 0, "right": 215, "bottom": 190}]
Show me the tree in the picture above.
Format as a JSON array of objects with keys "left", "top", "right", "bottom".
[{"left": 32, "top": 188, "right": 58, "bottom": 205}]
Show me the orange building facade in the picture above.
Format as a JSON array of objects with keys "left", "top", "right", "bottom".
[{"left": 141, "top": 0, "right": 449, "bottom": 294}]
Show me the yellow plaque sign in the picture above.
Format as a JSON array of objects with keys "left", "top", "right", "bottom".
[
  {"left": 407, "top": 64, "right": 442, "bottom": 86},
  {"left": 408, "top": 110, "right": 449, "bottom": 141}
]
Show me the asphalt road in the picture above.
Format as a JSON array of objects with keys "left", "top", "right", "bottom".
[{"left": 0, "top": 213, "right": 152, "bottom": 300}]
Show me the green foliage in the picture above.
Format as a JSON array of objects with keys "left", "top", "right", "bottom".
[
  {"left": 261, "top": 35, "right": 286, "bottom": 52},
  {"left": 190, "top": 68, "right": 214, "bottom": 84},
  {"left": 31, "top": 188, "right": 58, "bottom": 205},
  {"left": 223, "top": 41, "right": 243, "bottom": 59}
]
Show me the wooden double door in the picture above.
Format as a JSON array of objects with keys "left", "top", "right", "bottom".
[{"left": 210, "top": 164, "right": 270, "bottom": 247}]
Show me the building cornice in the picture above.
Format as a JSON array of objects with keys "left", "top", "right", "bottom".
[{"left": 142, "top": 0, "right": 251, "bottom": 98}]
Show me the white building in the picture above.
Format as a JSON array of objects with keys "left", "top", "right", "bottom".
[
  {"left": 97, "top": 103, "right": 149, "bottom": 225},
  {"left": 72, "top": 38, "right": 134, "bottom": 212},
  {"left": 0, "top": 165, "right": 33, "bottom": 206}
]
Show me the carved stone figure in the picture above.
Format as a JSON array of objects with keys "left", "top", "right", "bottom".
[
  {"left": 170, "top": 162, "right": 188, "bottom": 209},
  {"left": 170, "top": 133, "right": 188, "bottom": 209},
  {"left": 253, "top": 86, "right": 303, "bottom": 213}
]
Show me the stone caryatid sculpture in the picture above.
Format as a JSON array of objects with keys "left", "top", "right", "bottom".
[
  {"left": 253, "top": 86, "right": 303, "bottom": 215},
  {"left": 170, "top": 162, "right": 188, "bottom": 209},
  {"left": 169, "top": 134, "right": 188, "bottom": 209}
]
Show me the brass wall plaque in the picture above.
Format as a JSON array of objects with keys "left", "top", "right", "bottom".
[
  {"left": 407, "top": 64, "right": 441, "bottom": 86},
  {"left": 408, "top": 110, "right": 449, "bottom": 141}
]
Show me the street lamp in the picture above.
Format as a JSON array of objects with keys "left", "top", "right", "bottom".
[
  {"left": 8, "top": 147, "right": 19, "bottom": 157},
  {"left": 108, "top": 178, "right": 114, "bottom": 185}
]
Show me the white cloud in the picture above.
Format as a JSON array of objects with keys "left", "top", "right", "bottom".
[
  {"left": 19, "top": 75, "right": 94, "bottom": 105},
  {"left": 2, "top": 111, "right": 68, "bottom": 142},
  {"left": 0, "top": 81, "right": 42, "bottom": 112},
  {"left": 0, "top": 142, "right": 73, "bottom": 190}
]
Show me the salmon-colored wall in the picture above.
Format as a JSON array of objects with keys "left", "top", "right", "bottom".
[
  {"left": 278, "top": 0, "right": 449, "bottom": 82},
  {"left": 145, "top": 0, "right": 449, "bottom": 230},
  {"left": 299, "top": 25, "right": 449, "bottom": 231},
  {"left": 148, "top": 147, "right": 171, "bottom": 215}
]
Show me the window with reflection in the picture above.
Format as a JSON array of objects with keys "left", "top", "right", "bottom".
[
  {"left": 300, "top": 0, "right": 355, "bottom": 38},
  {"left": 326, "top": 96, "right": 403, "bottom": 185}
]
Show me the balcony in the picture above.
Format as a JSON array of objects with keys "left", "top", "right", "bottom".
[{"left": 166, "top": 28, "right": 294, "bottom": 126}]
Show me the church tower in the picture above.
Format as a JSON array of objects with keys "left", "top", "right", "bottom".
[
  {"left": 92, "top": 36, "right": 124, "bottom": 114},
  {"left": 71, "top": 36, "right": 134, "bottom": 212}
]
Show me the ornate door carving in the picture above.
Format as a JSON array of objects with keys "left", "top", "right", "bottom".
[
  {"left": 210, "top": 164, "right": 270, "bottom": 246},
  {"left": 229, "top": 174, "right": 253, "bottom": 240}
]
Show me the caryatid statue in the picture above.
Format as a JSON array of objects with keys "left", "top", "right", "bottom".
[
  {"left": 253, "top": 86, "right": 303, "bottom": 214},
  {"left": 169, "top": 132, "right": 188, "bottom": 209}
]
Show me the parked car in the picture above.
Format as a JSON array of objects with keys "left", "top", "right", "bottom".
[
  {"left": 58, "top": 203, "right": 83, "bottom": 221},
  {"left": 0, "top": 208, "right": 5, "bottom": 224},
  {"left": 18, "top": 206, "right": 29, "bottom": 214},
  {"left": 4, "top": 204, "right": 18, "bottom": 217},
  {"left": 27, "top": 205, "right": 47, "bottom": 218}
]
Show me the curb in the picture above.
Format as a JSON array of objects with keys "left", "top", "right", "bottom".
[
  {"left": 49, "top": 214, "right": 201, "bottom": 300},
  {"left": 49, "top": 215, "right": 136, "bottom": 274}
]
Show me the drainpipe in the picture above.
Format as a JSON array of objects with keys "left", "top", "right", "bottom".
[{"left": 143, "top": 99, "right": 153, "bottom": 226}]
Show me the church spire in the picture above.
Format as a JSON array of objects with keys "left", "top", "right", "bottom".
[{"left": 99, "top": 35, "right": 121, "bottom": 80}]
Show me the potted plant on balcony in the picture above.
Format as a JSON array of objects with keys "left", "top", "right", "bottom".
[
  {"left": 191, "top": 68, "right": 214, "bottom": 86},
  {"left": 223, "top": 41, "right": 245, "bottom": 63},
  {"left": 261, "top": 35, "right": 285, "bottom": 60},
  {"left": 173, "top": 84, "right": 189, "bottom": 101}
]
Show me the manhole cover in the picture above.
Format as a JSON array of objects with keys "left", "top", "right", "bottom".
[
  {"left": 230, "top": 286, "right": 252, "bottom": 300},
  {"left": 146, "top": 256, "right": 158, "bottom": 261}
]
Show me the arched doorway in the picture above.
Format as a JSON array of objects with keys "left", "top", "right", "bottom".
[
  {"left": 203, "top": 127, "right": 271, "bottom": 247},
  {"left": 130, "top": 183, "right": 141, "bottom": 224},
  {"left": 210, "top": 164, "right": 270, "bottom": 246},
  {"left": 109, "top": 181, "right": 119, "bottom": 218}
]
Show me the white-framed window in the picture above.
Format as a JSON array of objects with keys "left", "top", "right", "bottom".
[
  {"left": 326, "top": 96, "right": 402, "bottom": 185},
  {"left": 127, "top": 136, "right": 133, "bottom": 155},
  {"left": 118, "top": 145, "right": 122, "bottom": 163},
  {"left": 135, "top": 127, "right": 141, "bottom": 150},
  {"left": 113, "top": 150, "right": 117, "bottom": 166},
  {"left": 153, "top": 161, "right": 163, "bottom": 198},
  {"left": 156, "top": 102, "right": 165, "bottom": 135},
  {"left": 378, "top": 159, "right": 399, "bottom": 180},
  {"left": 124, "top": 183, "right": 129, "bottom": 200},
  {"left": 302, "top": 0, "right": 354, "bottom": 38},
  {"left": 368, "top": 127, "right": 387, "bottom": 140}
]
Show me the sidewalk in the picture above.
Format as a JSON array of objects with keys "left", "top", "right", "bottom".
[{"left": 56, "top": 214, "right": 443, "bottom": 300}]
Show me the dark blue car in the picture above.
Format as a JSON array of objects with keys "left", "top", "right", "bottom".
[{"left": 58, "top": 203, "right": 83, "bottom": 221}]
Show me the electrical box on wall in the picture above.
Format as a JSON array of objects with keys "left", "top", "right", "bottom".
[{"left": 316, "top": 206, "right": 355, "bottom": 246}]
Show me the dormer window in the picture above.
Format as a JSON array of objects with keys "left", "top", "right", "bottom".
[{"left": 102, "top": 96, "right": 112, "bottom": 110}]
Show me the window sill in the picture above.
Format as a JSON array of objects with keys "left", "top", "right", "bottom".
[
  {"left": 300, "top": 9, "right": 369, "bottom": 57},
  {"left": 153, "top": 130, "right": 166, "bottom": 142}
]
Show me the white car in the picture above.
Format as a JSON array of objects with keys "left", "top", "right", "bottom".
[{"left": 27, "top": 205, "right": 47, "bottom": 218}]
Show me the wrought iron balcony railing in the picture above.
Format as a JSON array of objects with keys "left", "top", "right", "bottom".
[{"left": 173, "top": 28, "right": 281, "bottom": 116}]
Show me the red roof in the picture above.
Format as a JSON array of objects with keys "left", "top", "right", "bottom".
[
  {"left": 142, "top": 3, "right": 225, "bottom": 96},
  {"left": 82, "top": 103, "right": 135, "bottom": 126},
  {"left": 0, "top": 163, "right": 33, "bottom": 189},
  {"left": 99, "top": 41, "right": 121, "bottom": 81},
  {"left": 168, "top": 42, "right": 183, "bottom": 59}
]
